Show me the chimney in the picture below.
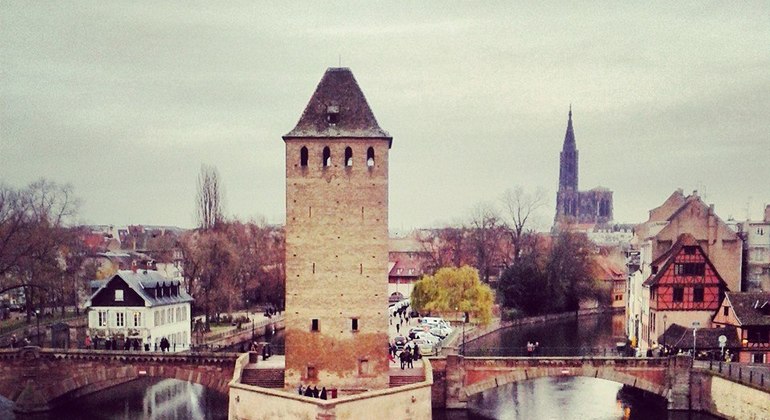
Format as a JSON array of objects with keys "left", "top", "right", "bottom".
[{"left": 765, "top": 204, "right": 770, "bottom": 223}]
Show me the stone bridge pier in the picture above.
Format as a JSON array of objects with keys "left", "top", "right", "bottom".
[
  {"left": 432, "top": 354, "right": 693, "bottom": 411},
  {"left": 0, "top": 346, "right": 238, "bottom": 413}
]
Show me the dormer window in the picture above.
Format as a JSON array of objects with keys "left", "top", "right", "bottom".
[{"left": 326, "top": 105, "right": 339, "bottom": 124}]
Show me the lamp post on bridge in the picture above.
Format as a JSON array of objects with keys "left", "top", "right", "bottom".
[
  {"left": 662, "top": 314, "right": 667, "bottom": 350},
  {"left": 692, "top": 321, "right": 700, "bottom": 367}
]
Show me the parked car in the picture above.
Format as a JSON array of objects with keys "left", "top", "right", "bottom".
[
  {"left": 407, "top": 326, "right": 430, "bottom": 339},
  {"left": 412, "top": 339, "right": 436, "bottom": 356},
  {"left": 414, "top": 332, "right": 440, "bottom": 345},
  {"left": 429, "top": 326, "right": 451, "bottom": 339},
  {"left": 394, "top": 335, "right": 408, "bottom": 350}
]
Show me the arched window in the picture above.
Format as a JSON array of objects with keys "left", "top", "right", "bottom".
[
  {"left": 323, "top": 146, "right": 331, "bottom": 167},
  {"left": 300, "top": 146, "right": 308, "bottom": 167},
  {"left": 345, "top": 147, "right": 353, "bottom": 167},
  {"left": 366, "top": 147, "right": 375, "bottom": 167}
]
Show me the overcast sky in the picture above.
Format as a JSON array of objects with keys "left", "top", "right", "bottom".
[{"left": 2, "top": 2, "right": 769, "bottom": 232}]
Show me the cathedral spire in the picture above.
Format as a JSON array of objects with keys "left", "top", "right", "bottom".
[
  {"left": 558, "top": 106, "right": 578, "bottom": 190},
  {"left": 564, "top": 105, "right": 575, "bottom": 150}
]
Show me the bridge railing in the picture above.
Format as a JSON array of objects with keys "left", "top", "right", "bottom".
[
  {"left": 466, "top": 346, "right": 634, "bottom": 358},
  {"left": 699, "top": 360, "right": 770, "bottom": 392}
]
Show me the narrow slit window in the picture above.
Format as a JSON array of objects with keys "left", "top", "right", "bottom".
[
  {"left": 300, "top": 146, "right": 308, "bottom": 167},
  {"left": 311, "top": 319, "right": 319, "bottom": 332},
  {"left": 366, "top": 147, "right": 375, "bottom": 167},
  {"left": 352, "top": 318, "right": 359, "bottom": 331},
  {"left": 312, "top": 262, "right": 315, "bottom": 274},
  {"left": 345, "top": 147, "right": 353, "bottom": 166},
  {"left": 323, "top": 146, "right": 331, "bottom": 167}
]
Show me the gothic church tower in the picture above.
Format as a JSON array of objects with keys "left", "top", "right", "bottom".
[
  {"left": 282, "top": 68, "right": 391, "bottom": 393},
  {"left": 554, "top": 107, "right": 614, "bottom": 228}
]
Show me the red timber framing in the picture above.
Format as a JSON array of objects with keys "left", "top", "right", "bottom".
[{"left": 645, "top": 235, "right": 727, "bottom": 312}]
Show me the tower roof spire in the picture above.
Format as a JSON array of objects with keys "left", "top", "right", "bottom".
[
  {"left": 563, "top": 105, "right": 575, "bottom": 150},
  {"left": 284, "top": 67, "right": 391, "bottom": 141}
]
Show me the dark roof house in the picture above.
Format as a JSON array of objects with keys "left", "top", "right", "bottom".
[{"left": 86, "top": 270, "right": 192, "bottom": 308}]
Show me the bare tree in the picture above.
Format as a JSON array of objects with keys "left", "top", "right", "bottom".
[
  {"left": 501, "top": 186, "right": 547, "bottom": 262},
  {"left": 196, "top": 165, "right": 224, "bottom": 231},
  {"left": 0, "top": 180, "right": 80, "bottom": 322},
  {"left": 467, "top": 202, "right": 508, "bottom": 283}
]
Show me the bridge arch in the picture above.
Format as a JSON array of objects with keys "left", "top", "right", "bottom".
[
  {"left": 462, "top": 362, "right": 668, "bottom": 399},
  {"left": 0, "top": 347, "right": 238, "bottom": 413},
  {"left": 438, "top": 355, "right": 682, "bottom": 409}
]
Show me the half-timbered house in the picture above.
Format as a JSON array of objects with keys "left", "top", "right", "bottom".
[
  {"left": 712, "top": 291, "right": 770, "bottom": 363},
  {"left": 642, "top": 233, "right": 728, "bottom": 349}
]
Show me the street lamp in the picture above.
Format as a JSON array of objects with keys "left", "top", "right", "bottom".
[
  {"left": 692, "top": 321, "right": 700, "bottom": 366},
  {"left": 35, "top": 309, "right": 40, "bottom": 347},
  {"left": 462, "top": 312, "right": 466, "bottom": 357},
  {"left": 662, "top": 314, "right": 667, "bottom": 350}
]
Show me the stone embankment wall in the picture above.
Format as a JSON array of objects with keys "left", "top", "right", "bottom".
[
  {"left": 228, "top": 352, "right": 433, "bottom": 420},
  {"left": 691, "top": 371, "right": 770, "bottom": 419},
  {"left": 205, "top": 316, "right": 285, "bottom": 349}
]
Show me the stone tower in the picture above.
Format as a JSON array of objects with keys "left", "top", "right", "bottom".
[
  {"left": 554, "top": 107, "right": 614, "bottom": 227},
  {"left": 282, "top": 68, "right": 391, "bottom": 393}
]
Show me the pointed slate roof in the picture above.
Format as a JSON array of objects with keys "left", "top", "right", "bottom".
[
  {"left": 642, "top": 233, "right": 728, "bottom": 288},
  {"left": 284, "top": 68, "right": 391, "bottom": 142}
]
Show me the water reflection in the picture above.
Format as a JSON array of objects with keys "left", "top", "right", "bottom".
[
  {"left": 2, "top": 377, "right": 228, "bottom": 420},
  {"left": 64, "top": 377, "right": 228, "bottom": 420},
  {"left": 434, "top": 377, "right": 718, "bottom": 420},
  {"left": 465, "top": 312, "right": 627, "bottom": 357}
]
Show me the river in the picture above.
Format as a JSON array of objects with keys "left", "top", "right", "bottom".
[{"left": 2, "top": 314, "right": 720, "bottom": 419}]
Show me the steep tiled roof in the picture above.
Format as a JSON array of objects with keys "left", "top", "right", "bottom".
[
  {"left": 659, "top": 323, "right": 740, "bottom": 349},
  {"left": 593, "top": 255, "right": 626, "bottom": 280},
  {"left": 724, "top": 292, "right": 770, "bottom": 326},
  {"left": 284, "top": 68, "right": 391, "bottom": 141},
  {"left": 642, "top": 233, "right": 726, "bottom": 288}
]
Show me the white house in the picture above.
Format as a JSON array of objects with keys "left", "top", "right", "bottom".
[{"left": 85, "top": 269, "right": 193, "bottom": 352}]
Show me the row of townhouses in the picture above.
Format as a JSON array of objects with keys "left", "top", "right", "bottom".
[{"left": 626, "top": 189, "right": 770, "bottom": 363}]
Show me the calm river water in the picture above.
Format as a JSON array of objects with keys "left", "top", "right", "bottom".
[{"left": 2, "top": 314, "right": 720, "bottom": 419}]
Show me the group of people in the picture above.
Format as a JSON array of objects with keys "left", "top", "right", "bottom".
[
  {"left": 298, "top": 384, "right": 328, "bottom": 400},
  {"left": 84, "top": 335, "right": 149, "bottom": 351},
  {"left": 8, "top": 334, "right": 30, "bottom": 348},
  {"left": 391, "top": 306, "right": 411, "bottom": 334},
  {"left": 389, "top": 341, "right": 420, "bottom": 369},
  {"left": 249, "top": 341, "right": 273, "bottom": 360},
  {"left": 264, "top": 307, "right": 280, "bottom": 319}
]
